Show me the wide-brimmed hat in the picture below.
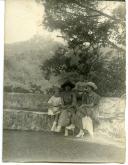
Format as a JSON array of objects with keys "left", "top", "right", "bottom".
[
  {"left": 84, "top": 82, "right": 97, "bottom": 90},
  {"left": 61, "top": 80, "right": 75, "bottom": 89}
]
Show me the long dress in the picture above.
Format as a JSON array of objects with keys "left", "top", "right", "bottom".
[
  {"left": 57, "top": 91, "right": 76, "bottom": 127},
  {"left": 73, "top": 91, "right": 100, "bottom": 129}
]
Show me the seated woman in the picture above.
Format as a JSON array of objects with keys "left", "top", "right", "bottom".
[
  {"left": 67, "top": 82, "right": 100, "bottom": 138},
  {"left": 48, "top": 86, "right": 63, "bottom": 132},
  {"left": 65, "top": 81, "right": 86, "bottom": 134},
  {"left": 55, "top": 80, "right": 76, "bottom": 134}
]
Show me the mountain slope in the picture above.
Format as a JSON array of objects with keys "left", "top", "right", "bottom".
[{"left": 4, "top": 35, "right": 62, "bottom": 91}]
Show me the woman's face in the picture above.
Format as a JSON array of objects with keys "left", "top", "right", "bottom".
[
  {"left": 85, "top": 86, "right": 92, "bottom": 93},
  {"left": 65, "top": 86, "right": 71, "bottom": 92}
]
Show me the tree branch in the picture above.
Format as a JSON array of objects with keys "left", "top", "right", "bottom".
[
  {"left": 108, "top": 40, "right": 125, "bottom": 52},
  {"left": 73, "top": 0, "right": 123, "bottom": 22},
  {"left": 57, "top": 35, "right": 126, "bottom": 52}
]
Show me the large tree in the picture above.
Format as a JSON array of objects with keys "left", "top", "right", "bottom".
[
  {"left": 40, "top": 0, "right": 125, "bottom": 96},
  {"left": 42, "top": 0, "right": 125, "bottom": 49}
]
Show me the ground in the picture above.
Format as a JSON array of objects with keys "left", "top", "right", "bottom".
[{"left": 3, "top": 130, "right": 125, "bottom": 163}]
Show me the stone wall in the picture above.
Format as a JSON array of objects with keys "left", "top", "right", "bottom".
[
  {"left": 4, "top": 92, "right": 49, "bottom": 111},
  {"left": 3, "top": 93, "right": 125, "bottom": 140},
  {"left": 3, "top": 109, "right": 53, "bottom": 131},
  {"left": 96, "top": 97, "right": 125, "bottom": 139}
]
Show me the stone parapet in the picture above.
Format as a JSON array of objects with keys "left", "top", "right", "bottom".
[{"left": 3, "top": 109, "right": 52, "bottom": 131}]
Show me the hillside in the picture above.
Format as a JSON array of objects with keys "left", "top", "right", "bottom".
[
  {"left": 4, "top": 35, "right": 62, "bottom": 92},
  {"left": 4, "top": 34, "right": 124, "bottom": 94}
]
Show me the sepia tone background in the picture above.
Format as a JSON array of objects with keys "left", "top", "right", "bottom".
[{"left": 3, "top": 0, "right": 126, "bottom": 163}]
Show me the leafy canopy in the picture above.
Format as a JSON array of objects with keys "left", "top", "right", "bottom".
[{"left": 40, "top": 0, "right": 125, "bottom": 96}]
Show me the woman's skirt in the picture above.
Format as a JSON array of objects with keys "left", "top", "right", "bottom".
[
  {"left": 58, "top": 107, "right": 76, "bottom": 127},
  {"left": 73, "top": 107, "right": 95, "bottom": 129}
]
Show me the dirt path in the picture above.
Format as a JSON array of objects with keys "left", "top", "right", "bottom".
[{"left": 3, "top": 130, "right": 125, "bottom": 163}]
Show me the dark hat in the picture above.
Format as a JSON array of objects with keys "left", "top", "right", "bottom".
[{"left": 61, "top": 80, "right": 75, "bottom": 89}]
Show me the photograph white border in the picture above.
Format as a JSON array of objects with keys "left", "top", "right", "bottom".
[{"left": 0, "top": 0, "right": 127, "bottom": 164}]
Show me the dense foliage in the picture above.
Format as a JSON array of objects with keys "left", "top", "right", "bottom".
[
  {"left": 40, "top": 0, "right": 125, "bottom": 96},
  {"left": 4, "top": 36, "right": 61, "bottom": 93}
]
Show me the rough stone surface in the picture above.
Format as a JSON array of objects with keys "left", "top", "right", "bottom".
[
  {"left": 3, "top": 93, "right": 125, "bottom": 140},
  {"left": 3, "top": 110, "right": 53, "bottom": 131},
  {"left": 4, "top": 92, "right": 49, "bottom": 111},
  {"left": 96, "top": 97, "right": 125, "bottom": 139}
]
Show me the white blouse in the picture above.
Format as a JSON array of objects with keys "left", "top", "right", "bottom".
[{"left": 48, "top": 96, "right": 63, "bottom": 115}]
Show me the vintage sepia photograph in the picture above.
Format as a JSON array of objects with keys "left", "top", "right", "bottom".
[{"left": 3, "top": 0, "right": 126, "bottom": 163}]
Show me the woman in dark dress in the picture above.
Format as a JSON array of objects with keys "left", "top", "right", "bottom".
[
  {"left": 55, "top": 80, "right": 77, "bottom": 133},
  {"left": 67, "top": 82, "right": 100, "bottom": 138}
]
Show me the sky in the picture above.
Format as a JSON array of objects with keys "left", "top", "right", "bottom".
[
  {"left": 4, "top": 0, "right": 122, "bottom": 44},
  {"left": 5, "top": 0, "right": 63, "bottom": 44}
]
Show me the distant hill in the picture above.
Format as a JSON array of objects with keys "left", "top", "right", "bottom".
[
  {"left": 4, "top": 35, "right": 120, "bottom": 93},
  {"left": 4, "top": 35, "right": 62, "bottom": 92}
]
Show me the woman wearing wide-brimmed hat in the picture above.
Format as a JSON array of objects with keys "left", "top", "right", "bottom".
[
  {"left": 55, "top": 80, "right": 77, "bottom": 133},
  {"left": 67, "top": 82, "right": 100, "bottom": 137}
]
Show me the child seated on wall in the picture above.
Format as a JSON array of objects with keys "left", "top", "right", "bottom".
[{"left": 48, "top": 86, "right": 63, "bottom": 131}]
